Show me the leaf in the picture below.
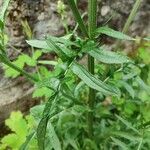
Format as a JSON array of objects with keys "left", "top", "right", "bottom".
[
  {"left": 47, "top": 35, "right": 79, "bottom": 47},
  {"left": 81, "top": 40, "right": 96, "bottom": 53},
  {"left": 112, "top": 131, "right": 141, "bottom": 142},
  {"left": 143, "top": 37, "right": 150, "bottom": 41},
  {"left": 32, "top": 87, "right": 52, "bottom": 98},
  {"left": 46, "top": 38, "right": 67, "bottom": 61},
  {"left": 88, "top": 47, "right": 130, "bottom": 64},
  {"left": 36, "top": 77, "right": 60, "bottom": 90},
  {"left": 0, "top": 54, "right": 38, "bottom": 82},
  {"left": 0, "top": 0, "right": 11, "bottom": 21},
  {"left": 0, "top": 19, "right": 4, "bottom": 30},
  {"left": 67, "top": 0, "right": 88, "bottom": 37},
  {"left": 136, "top": 76, "right": 150, "bottom": 93},
  {"left": 3, "top": 54, "right": 36, "bottom": 77},
  {"left": 46, "top": 122, "right": 61, "bottom": 150},
  {"left": 38, "top": 60, "right": 58, "bottom": 66},
  {"left": 96, "top": 27, "right": 134, "bottom": 40},
  {"left": 20, "top": 132, "right": 36, "bottom": 150},
  {"left": 5, "top": 112, "right": 28, "bottom": 137},
  {"left": 26, "top": 40, "right": 51, "bottom": 50},
  {"left": 32, "top": 50, "right": 42, "bottom": 60},
  {"left": 46, "top": 37, "right": 72, "bottom": 60},
  {"left": 115, "top": 115, "right": 140, "bottom": 134},
  {"left": 1, "top": 134, "right": 21, "bottom": 149},
  {"left": 119, "top": 81, "right": 135, "bottom": 98},
  {"left": 111, "top": 137, "right": 128, "bottom": 150},
  {"left": 71, "top": 62, "right": 120, "bottom": 96},
  {"left": 30, "top": 104, "right": 45, "bottom": 122},
  {"left": 21, "top": 20, "right": 32, "bottom": 39},
  {"left": 37, "top": 93, "right": 58, "bottom": 150},
  {"left": 1, "top": 111, "right": 28, "bottom": 149},
  {"left": 27, "top": 37, "right": 77, "bottom": 58},
  {"left": 23, "top": 55, "right": 36, "bottom": 67}
]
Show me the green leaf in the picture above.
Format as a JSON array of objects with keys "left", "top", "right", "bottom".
[
  {"left": 115, "top": 115, "right": 140, "bottom": 134},
  {"left": 111, "top": 137, "right": 128, "bottom": 150},
  {"left": 26, "top": 40, "right": 51, "bottom": 50},
  {"left": 47, "top": 35, "right": 79, "bottom": 47},
  {"left": 96, "top": 27, "right": 134, "bottom": 40},
  {"left": 36, "top": 77, "right": 60, "bottom": 90},
  {"left": 38, "top": 60, "right": 58, "bottom": 66},
  {"left": 32, "top": 87, "right": 53, "bottom": 98},
  {"left": 5, "top": 112, "right": 28, "bottom": 137},
  {"left": 112, "top": 131, "right": 141, "bottom": 142},
  {"left": 88, "top": 47, "right": 130, "bottom": 64},
  {"left": 20, "top": 132, "right": 36, "bottom": 150},
  {"left": 0, "top": 54, "right": 38, "bottom": 82},
  {"left": 136, "top": 76, "right": 150, "bottom": 93},
  {"left": 3, "top": 54, "right": 27, "bottom": 78},
  {"left": 23, "top": 55, "right": 36, "bottom": 67},
  {"left": 0, "top": 0, "right": 11, "bottom": 21},
  {"left": 46, "top": 123, "right": 61, "bottom": 150},
  {"left": 3, "top": 54, "right": 36, "bottom": 77},
  {"left": 67, "top": 0, "right": 88, "bottom": 37},
  {"left": 32, "top": 50, "right": 42, "bottom": 60},
  {"left": 37, "top": 93, "right": 58, "bottom": 150},
  {"left": 71, "top": 62, "right": 120, "bottom": 96},
  {"left": 27, "top": 35, "right": 79, "bottom": 51},
  {"left": 46, "top": 37, "right": 72, "bottom": 60},
  {"left": 119, "top": 81, "right": 135, "bottom": 98},
  {"left": 143, "top": 37, "right": 150, "bottom": 41},
  {"left": 0, "top": 19, "right": 4, "bottom": 29},
  {"left": 1, "top": 111, "right": 28, "bottom": 149},
  {"left": 81, "top": 40, "right": 96, "bottom": 53},
  {"left": 1, "top": 134, "right": 22, "bottom": 149}
]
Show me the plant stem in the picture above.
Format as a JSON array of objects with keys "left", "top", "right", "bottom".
[
  {"left": 0, "top": 54, "right": 38, "bottom": 82},
  {"left": 68, "top": 0, "right": 88, "bottom": 37},
  {"left": 87, "top": 0, "right": 97, "bottom": 138},
  {"left": 122, "top": 0, "right": 142, "bottom": 34},
  {"left": 116, "top": 0, "right": 142, "bottom": 49}
]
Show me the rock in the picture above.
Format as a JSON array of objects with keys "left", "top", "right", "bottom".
[
  {"left": 0, "top": 77, "right": 39, "bottom": 136},
  {"left": 101, "top": 6, "right": 110, "bottom": 16}
]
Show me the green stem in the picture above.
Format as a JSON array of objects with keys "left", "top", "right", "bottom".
[
  {"left": 122, "top": 0, "right": 142, "bottom": 34},
  {"left": 116, "top": 0, "right": 142, "bottom": 49},
  {"left": 0, "top": 55, "right": 38, "bottom": 82},
  {"left": 87, "top": 0, "right": 97, "bottom": 138},
  {"left": 68, "top": 0, "right": 88, "bottom": 37}
]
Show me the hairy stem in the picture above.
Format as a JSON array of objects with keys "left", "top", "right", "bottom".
[{"left": 87, "top": 0, "right": 97, "bottom": 138}]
